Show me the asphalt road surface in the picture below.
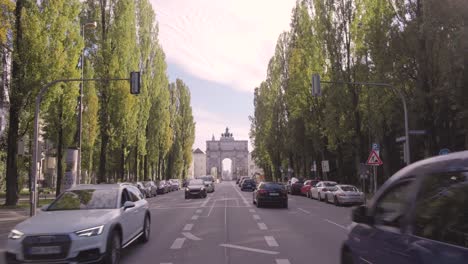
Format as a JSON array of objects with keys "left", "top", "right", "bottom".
[{"left": 121, "top": 181, "right": 352, "bottom": 264}]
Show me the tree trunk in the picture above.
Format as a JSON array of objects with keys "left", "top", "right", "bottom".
[
  {"left": 143, "top": 154, "right": 148, "bottom": 181},
  {"left": 134, "top": 146, "right": 138, "bottom": 181},
  {"left": 98, "top": 132, "right": 108, "bottom": 183},
  {"left": 55, "top": 104, "right": 64, "bottom": 197},
  {"left": 120, "top": 144, "right": 125, "bottom": 181}
]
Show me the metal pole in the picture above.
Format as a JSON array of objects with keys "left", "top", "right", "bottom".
[
  {"left": 77, "top": 25, "right": 84, "bottom": 185},
  {"left": 373, "top": 166, "right": 377, "bottom": 194}
]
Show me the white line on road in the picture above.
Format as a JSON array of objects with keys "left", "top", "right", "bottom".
[
  {"left": 258, "top": 222, "right": 268, "bottom": 230},
  {"left": 276, "top": 259, "right": 292, "bottom": 264},
  {"left": 170, "top": 238, "right": 186, "bottom": 249},
  {"left": 200, "top": 197, "right": 211, "bottom": 207},
  {"left": 232, "top": 181, "right": 250, "bottom": 206},
  {"left": 219, "top": 244, "right": 279, "bottom": 255},
  {"left": 253, "top": 214, "right": 261, "bottom": 220},
  {"left": 324, "top": 219, "right": 347, "bottom": 230},
  {"left": 160, "top": 263, "right": 173, "bottom": 264},
  {"left": 249, "top": 209, "right": 256, "bottom": 213},
  {"left": 298, "top": 208, "right": 311, "bottom": 214},
  {"left": 191, "top": 215, "right": 199, "bottom": 220},
  {"left": 183, "top": 224, "right": 193, "bottom": 231},
  {"left": 264, "top": 236, "right": 279, "bottom": 247},
  {"left": 182, "top": 232, "right": 202, "bottom": 241},
  {"left": 207, "top": 198, "right": 217, "bottom": 217},
  {"left": 195, "top": 209, "right": 202, "bottom": 214}
]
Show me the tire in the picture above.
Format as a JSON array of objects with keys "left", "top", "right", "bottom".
[
  {"left": 140, "top": 215, "right": 151, "bottom": 243},
  {"left": 256, "top": 200, "right": 262, "bottom": 208},
  {"left": 341, "top": 248, "right": 354, "bottom": 264},
  {"left": 334, "top": 196, "right": 340, "bottom": 206},
  {"left": 104, "top": 230, "right": 121, "bottom": 264},
  {"left": 283, "top": 201, "right": 288, "bottom": 209},
  {"left": 318, "top": 192, "right": 322, "bottom": 201}
]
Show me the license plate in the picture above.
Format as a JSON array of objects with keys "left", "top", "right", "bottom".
[
  {"left": 269, "top": 193, "right": 279, "bottom": 196},
  {"left": 29, "top": 246, "right": 62, "bottom": 255}
]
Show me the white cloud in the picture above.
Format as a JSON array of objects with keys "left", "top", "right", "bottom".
[
  {"left": 150, "top": 0, "right": 296, "bottom": 92},
  {"left": 192, "top": 107, "right": 251, "bottom": 152}
]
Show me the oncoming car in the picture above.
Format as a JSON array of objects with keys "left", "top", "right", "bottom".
[
  {"left": 184, "top": 179, "right": 207, "bottom": 199},
  {"left": 5, "top": 184, "right": 151, "bottom": 264}
]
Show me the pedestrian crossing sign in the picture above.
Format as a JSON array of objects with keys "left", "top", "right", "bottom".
[{"left": 366, "top": 150, "right": 383, "bottom": 166}]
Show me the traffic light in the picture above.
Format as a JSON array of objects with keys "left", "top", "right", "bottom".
[{"left": 130, "top": 71, "right": 141, "bottom": 95}]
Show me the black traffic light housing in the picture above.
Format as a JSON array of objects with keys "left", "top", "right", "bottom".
[{"left": 130, "top": 71, "right": 141, "bottom": 94}]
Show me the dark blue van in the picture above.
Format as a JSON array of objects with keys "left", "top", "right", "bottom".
[{"left": 342, "top": 151, "right": 468, "bottom": 264}]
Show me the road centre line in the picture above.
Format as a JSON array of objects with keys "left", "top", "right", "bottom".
[
  {"left": 253, "top": 214, "right": 261, "bottom": 220},
  {"left": 170, "top": 238, "right": 185, "bottom": 249},
  {"left": 258, "top": 222, "right": 268, "bottom": 230},
  {"left": 206, "top": 198, "right": 217, "bottom": 217},
  {"left": 324, "top": 219, "right": 347, "bottom": 230},
  {"left": 219, "top": 244, "right": 279, "bottom": 255},
  {"left": 298, "top": 208, "right": 311, "bottom": 214},
  {"left": 183, "top": 224, "right": 193, "bottom": 231},
  {"left": 232, "top": 181, "right": 250, "bottom": 206},
  {"left": 276, "top": 259, "right": 292, "bottom": 264},
  {"left": 201, "top": 197, "right": 211, "bottom": 207},
  {"left": 182, "top": 232, "right": 202, "bottom": 241},
  {"left": 264, "top": 236, "right": 279, "bottom": 247},
  {"left": 249, "top": 209, "right": 256, "bottom": 213}
]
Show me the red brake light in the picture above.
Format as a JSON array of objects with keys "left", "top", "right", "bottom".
[{"left": 258, "top": 190, "right": 268, "bottom": 194}]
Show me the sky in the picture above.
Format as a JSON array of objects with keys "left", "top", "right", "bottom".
[{"left": 149, "top": 0, "right": 296, "bottom": 152}]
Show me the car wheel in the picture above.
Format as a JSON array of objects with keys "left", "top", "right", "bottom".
[
  {"left": 318, "top": 193, "right": 322, "bottom": 201},
  {"left": 140, "top": 215, "right": 151, "bottom": 243},
  {"left": 256, "top": 200, "right": 262, "bottom": 208},
  {"left": 334, "top": 196, "right": 340, "bottom": 206},
  {"left": 283, "top": 201, "right": 288, "bottom": 209},
  {"left": 341, "top": 247, "right": 354, "bottom": 264},
  {"left": 104, "top": 230, "right": 121, "bottom": 264}
]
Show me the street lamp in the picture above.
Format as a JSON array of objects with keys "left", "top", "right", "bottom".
[
  {"left": 311, "top": 74, "right": 411, "bottom": 165},
  {"left": 77, "top": 21, "right": 97, "bottom": 185}
]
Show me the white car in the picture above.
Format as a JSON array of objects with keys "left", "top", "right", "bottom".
[
  {"left": 324, "top": 184, "right": 365, "bottom": 206},
  {"left": 5, "top": 184, "right": 151, "bottom": 264},
  {"left": 310, "top": 181, "right": 337, "bottom": 201}
]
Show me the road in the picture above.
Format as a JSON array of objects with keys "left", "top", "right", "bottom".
[{"left": 121, "top": 181, "right": 352, "bottom": 264}]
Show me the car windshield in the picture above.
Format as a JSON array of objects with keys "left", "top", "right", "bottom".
[
  {"left": 189, "top": 180, "right": 204, "bottom": 186},
  {"left": 261, "top": 183, "right": 285, "bottom": 190},
  {"left": 341, "top": 186, "right": 358, "bottom": 192},
  {"left": 47, "top": 189, "right": 118, "bottom": 211},
  {"left": 324, "top": 182, "right": 337, "bottom": 187}
]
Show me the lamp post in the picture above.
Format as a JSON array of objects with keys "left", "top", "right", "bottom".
[
  {"left": 311, "top": 74, "right": 411, "bottom": 165},
  {"left": 77, "top": 22, "right": 97, "bottom": 185}
]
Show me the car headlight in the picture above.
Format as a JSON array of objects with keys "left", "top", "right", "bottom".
[
  {"left": 75, "top": 225, "right": 104, "bottom": 237},
  {"left": 201, "top": 187, "right": 205, "bottom": 190},
  {"left": 8, "top": 229, "right": 24, "bottom": 240}
]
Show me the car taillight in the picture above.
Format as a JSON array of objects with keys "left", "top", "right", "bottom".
[
  {"left": 337, "top": 193, "right": 345, "bottom": 196},
  {"left": 258, "top": 190, "right": 268, "bottom": 195}
]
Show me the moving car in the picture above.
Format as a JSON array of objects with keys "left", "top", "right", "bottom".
[
  {"left": 310, "top": 181, "right": 337, "bottom": 201},
  {"left": 5, "top": 184, "right": 151, "bottom": 264},
  {"left": 301, "top": 179, "right": 320, "bottom": 197},
  {"left": 324, "top": 184, "right": 364, "bottom": 206},
  {"left": 184, "top": 179, "right": 207, "bottom": 199},
  {"left": 199, "top": 176, "right": 215, "bottom": 193},
  {"left": 253, "top": 182, "right": 288, "bottom": 208},
  {"left": 289, "top": 178, "right": 304, "bottom": 195},
  {"left": 143, "top": 181, "right": 158, "bottom": 198},
  {"left": 240, "top": 179, "right": 256, "bottom": 191},
  {"left": 341, "top": 151, "right": 468, "bottom": 264}
]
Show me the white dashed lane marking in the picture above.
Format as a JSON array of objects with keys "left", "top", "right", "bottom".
[
  {"left": 258, "top": 222, "right": 268, "bottom": 230},
  {"left": 264, "top": 236, "right": 279, "bottom": 247},
  {"left": 249, "top": 209, "right": 256, "bottom": 213},
  {"left": 253, "top": 214, "right": 261, "bottom": 220},
  {"left": 183, "top": 224, "right": 193, "bottom": 231},
  {"left": 170, "top": 238, "right": 186, "bottom": 249},
  {"left": 196, "top": 209, "right": 202, "bottom": 213},
  {"left": 220, "top": 244, "right": 279, "bottom": 255},
  {"left": 191, "top": 215, "right": 199, "bottom": 220},
  {"left": 276, "top": 259, "right": 291, "bottom": 264},
  {"left": 324, "top": 219, "right": 347, "bottom": 230},
  {"left": 298, "top": 208, "right": 311, "bottom": 214},
  {"left": 182, "top": 232, "right": 202, "bottom": 241}
]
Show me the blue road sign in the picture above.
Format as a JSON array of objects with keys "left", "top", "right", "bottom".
[
  {"left": 439, "top": 148, "right": 450, "bottom": 155},
  {"left": 372, "top": 143, "right": 379, "bottom": 151}
]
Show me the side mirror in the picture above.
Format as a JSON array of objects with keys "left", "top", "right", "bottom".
[
  {"left": 352, "top": 205, "right": 373, "bottom": 225},
  {"left": 41, "top": 204, "right": 50, "bottom": 211},
  {"left": 123, "top": 201, "right": 136, "bottom": 210}
]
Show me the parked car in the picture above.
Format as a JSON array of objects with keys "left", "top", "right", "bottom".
[
  {"left": 135, "top": 182, "right": 149, "bottom": 198},
  {"left": 310, "top": 181, "right": 337, "bottom": 201},
  {"left": 144, "top": 181, "right": 158, "bottom": 197},
  {"left": 5, "top": 184, "right": 151, "bottom": 264},
  {"left": 253, "top": 182, "right": 288, "bottom": 208},
  {"left": 184, "top": 179, "right": 207, "bottom": 199},
  {"left": 157, "top": 180, "right": 170, "bottom": 194},
  {"left": 164, "top": 180, "right": 173, "bottom": 192},
  {"left": 341, "top": 151, "right": 468, "bottom": 264},
  {"left": 238, "top": 176, "right": 250, "bottom": 187},
  {"left": 169, "top": 179, "right": 180, "bottom": 191},
  {"left": 289, "top": 178, "right": 305, "bottom": 195},
  {"left": 301, "top": 179, "right": 320, "bottom": 197},
  {"left": 241, "top": 179, "right": 257, "bottom": 191},
  {"left": 324, "top": 184, "right": 364, "bottom": 206},
  {"left": 199, "top": 176, "right": 215, "bottom": 193}
]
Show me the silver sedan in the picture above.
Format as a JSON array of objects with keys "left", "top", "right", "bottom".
[{"left": 324, "top": 184, "right": 365, "bottom": 206}]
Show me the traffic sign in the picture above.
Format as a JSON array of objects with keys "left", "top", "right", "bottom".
[
  {"left": 321, "top": 160, "right": 330, "bottom": 172},
  {"left": 372, "top": 143, "right": 380, "bottom": 156},
  {"left": 439, "top": 148, "right": 450, "bottom": 155},
  {"left": 366, "top": 150, "right": 383, "bottom": 166}
]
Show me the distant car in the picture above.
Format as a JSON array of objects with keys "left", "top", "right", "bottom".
[
  {"left": 144, "top": 181, "right": 158, "bottom": 197},
  {"left": 135, "top": 182, "right": 149, "bottom": 198},
  {"left": 185, "top": 179, "right": 207, "bottom": 199},
  {"left": 199, "top": 176, "right": 215, "bottom": 193},
  {"left": 169, "top": 179, "right": 180, "bottom": 191},
  {"left": 324, "top": 185, "right": 364, "bottom": 206},
  {"left": 289, "top": 178, "right": 305, "bottom": 195},
  {"left": 5, "top": 184, "right": 151, "bottom": 264},
  {"left": 157, "top": 180, "right": 170, "bottom": 194},
  {"left": 253, "top": 182, "right": 288, "bottom": 208},
  {"left": 241, "top": 179, "right": 256, "bottom": 191},
  {"left": 310, "top": 181, "right": 337, "bottom": 201},
  {"left": 238, "top": 176, "right": 250, "bottom": 187},
  {"left": 301, "top": 179, "right": 320, "bottom": 197},
  {"left": 341, "top": 151, "right": 468, "bottom": 264},
  {"left": 164, "top": 180, "right": 173, "bottom": 192}
]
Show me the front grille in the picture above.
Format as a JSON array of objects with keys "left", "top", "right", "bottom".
[{"left": 22, "top": 235, "right": 71, "bottom": 261}]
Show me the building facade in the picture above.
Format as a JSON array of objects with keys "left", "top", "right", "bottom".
[{"left": 193, "top": 148, "right": 206, "bottom": 178}]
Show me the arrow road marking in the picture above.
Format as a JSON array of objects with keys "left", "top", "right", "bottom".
[
  {"left": 219, "top": 244, "right": 279, "bottom": 255},
  {"left": 265, "top": 236, "right": 279, "bottom": 247},
  {"left": 183, "top": 224, "right": 193, "bottom": 231},
  {"left": 182, "top": 232, "right": 202, "bottom": 241}
]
